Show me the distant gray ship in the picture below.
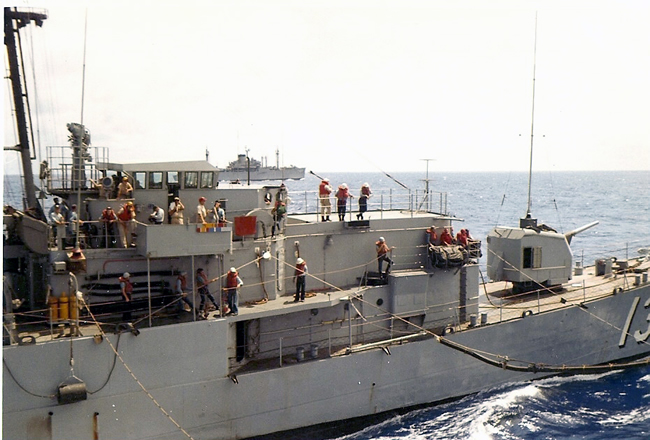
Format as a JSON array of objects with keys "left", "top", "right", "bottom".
[
  {"left": 218, "top": 150, "right": 305, "bottom": 182},
  {"left": 3, "top": 8, "right": 650, "bottom": 440}
]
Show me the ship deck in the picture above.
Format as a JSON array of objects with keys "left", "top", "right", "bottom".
[
  {"left": 478, "top": 258, "right": 650, "bottom": 327},
  {"left": 8, "top": 258, "right": 650, "bottom": 349}
]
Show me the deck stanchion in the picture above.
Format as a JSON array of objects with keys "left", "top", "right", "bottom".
[
  {"left": 147, "top": 256, "right": 152, "bottom": 327},
  {"left": 279, "top": 337, "right": 283, "bottom": 367}
]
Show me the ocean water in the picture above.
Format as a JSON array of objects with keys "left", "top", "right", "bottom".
[{"left": 4, "top": 170, "right": 649, "bottom": 439}]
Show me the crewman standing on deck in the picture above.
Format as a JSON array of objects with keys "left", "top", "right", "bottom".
[
  {"left": 119, "top": 272, "right": 133, "bottom": 321},
  {"left": 225, "top": 267, "right": 243, "bottom": 316},
  {"left": 293, "top": 258, "right": 308, "bottom": 302},
  {"left": 319, "top": 178, "right": 333, "bottom": 222}
]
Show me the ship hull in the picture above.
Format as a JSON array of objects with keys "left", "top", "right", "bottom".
[{"left": 4, "top": 283, "right": 650, "bottom": 440}]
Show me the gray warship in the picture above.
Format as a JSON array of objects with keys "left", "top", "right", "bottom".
[
  {"left": 218, "top": 150, "right": 305, "bottom": 182},
  {"left": 4, "top": 9, "right": 650, "bottom": 440}
]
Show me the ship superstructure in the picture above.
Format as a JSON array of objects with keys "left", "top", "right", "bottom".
[{"left": 3, "top": 9, "right": 650, "bottom": 440}]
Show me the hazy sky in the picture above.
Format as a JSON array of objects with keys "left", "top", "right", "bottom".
[{"left": 4, "top": 0, "right": 650, "bottom": 175}]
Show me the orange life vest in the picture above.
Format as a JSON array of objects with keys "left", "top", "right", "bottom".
[
  {"left": 295, "top": 262, "right": 307, "bottom": 277},
  {"left": 319, "top": 182, "right": 331, "bottom": 196},
  {"left": 226, "top": 271, "right": 239, "bottom": 288},
  {"left": 119, "top": 276, "right": 133, "bottom": 295},
  {"left": 117, "top": 206, "right": 133, "bottom": 221}
]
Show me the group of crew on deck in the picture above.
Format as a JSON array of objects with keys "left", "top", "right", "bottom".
[
  {"left": 117, "top": 260, "right": 311, "bottom": 322},
  {"left": 426, "top": 225, "right": 473, "bottom": 247},
  {"left": 319, "top": 178, "right": 372, "bottom": 222}
]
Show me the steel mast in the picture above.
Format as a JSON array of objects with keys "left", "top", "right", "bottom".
[{"left": 4, "top": 7, "right": 47, "bottom": 218}]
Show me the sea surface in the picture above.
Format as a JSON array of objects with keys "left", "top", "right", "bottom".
[{"left": 4, "top": 170, "right": 650, "bottom": 439}]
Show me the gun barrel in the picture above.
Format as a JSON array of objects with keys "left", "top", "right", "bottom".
[{"left": 565, "top": 221, "right": 599, "bottom": 244}]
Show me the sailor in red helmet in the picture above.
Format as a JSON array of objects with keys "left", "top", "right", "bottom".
[
  {"left": 196, "top": 197, "right": 208, "bottom": 224},
  {"left": 224, "top": 267, "right": 243, "bottom": 316},
  {"left": 318, "top": 178, "right": 333, "bottom": 222}
]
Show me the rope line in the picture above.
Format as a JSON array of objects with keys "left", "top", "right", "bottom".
[{"left": 79, "top": 298, "right": 195, "bottom": 440}]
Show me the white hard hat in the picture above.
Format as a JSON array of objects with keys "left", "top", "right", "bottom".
[
  {"left": 230, "top": 267, "right": 237, "bottom": 273},
  {"left": 296, "top": 258, "right": 304, "bottom": 264},
  {"left": 378, "top": 237, "right": 385, "bottom": 242},
  {"left": 123, "top": 272, "right": 130, "bottom": 278}
]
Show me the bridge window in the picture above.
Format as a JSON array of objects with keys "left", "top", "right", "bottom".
[
  {"left": 167, "top": 171, "right": 179, "bottom": 185},
  {"left": 149, "top": 172, "right": 163, "bottom": 189},
  {"left": 185, "top": 171, "right": 198, "bottom": 189},
  {"left": 523, "top": 247, "right": 542, "bottom": 269},
  {"left": 200, "top": 172, "right": 214, "bottom": 189},
  {"left": 134, "top": 172, "right": 146, "bottom": 189}
]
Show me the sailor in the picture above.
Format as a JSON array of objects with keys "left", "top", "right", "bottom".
[
  {"left": 271, "top": 202, "right": 286, "bottom": 237},
  {"left": 318, "top": 178, "right": 333, "bottom": 222},
  {"left": 48, "top": 197, "right": 70, "bottom": 220},
  {"left": 224, "top": 267, "right": 243, "bottom": 316},
  {"left": 117, "top": 201, "right": 136, "bottom": 248},
  {"left": 211, "top": 200, "right": 226, "bottom": 225},
  {"left": 335, "top": 183, "right": 353, "bottom": 221},
  {"left": 293, "top": 258, "right": 308, "bottom": 302},
  {"left": 440, "top": 228, "right": 453, "bottom": 246},
  {"left": 376, "top": 237, "right": 394, "bottom": 277},
  {"left": 175, "top": 271, "right": 194, "bottom": 314},
  {"left": 456, "top": 229, "right": 468, "bottom": 247},
  {"left": 119, "top": 272, "right": 133, "bottom": 321},
  {"left": 49, "top": 204, "right": 65, "bottom": 244},
  {"left": 168, "top": 196, "right": 185, "bottom": 225},
  {"left": 275, "top": 183, "right": 288, "bottom": 207},
  {"left": 100, "top": 206, "right": 117, "bottom": 247},
  {"left": 148, "top": 205, "right": 165, "bottom": 225},
  {"left": 196, "top": 197, "right": 208, "bottom": 224},
  {"left": 356, "top": 183, "right": 372, "bottom": 220},
  {"left": 196, "top": 268, "right": 219, "bottom": 319},
  {"left": 426, "top": 226, "right": 438, "bottom": 245},
  {"left": 67, "top": 204, "right": 82, "bottom": 245},
  {"left": 117, "top": 176, "right": 133, "bottom": 199}
]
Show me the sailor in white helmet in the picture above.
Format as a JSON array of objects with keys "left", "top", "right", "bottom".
[
  {"left": 293, "top": 258, "right": 308, "bottom": 302},
  {"left": 225, "top": 267, "right": 243, "bottom": 316}
]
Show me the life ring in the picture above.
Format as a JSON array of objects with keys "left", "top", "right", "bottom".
[{"left": 521, "top": 310, "right": 533, "bottom": 318}]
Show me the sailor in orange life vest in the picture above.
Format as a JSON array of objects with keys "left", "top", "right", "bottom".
[
  {"left": 175, "top": 271, "right": 194, "bottom": 314},
  {"left": 224, "top": 267, "right": 243, "bottom": 316},
  {"left": 335, "top": 183, "right": 353, "bottom": 221},
  {"left": 376, "top": 237, "right": 394, "bottom": 278},
  {"left": 356, "top": 183, "right": 372, "bottom": 220},
  {"left": 293, "top": 258, "right": 308, "bottom": 302},
  {"left": 117, "top": 201, "right": 136, "bottom": 248},
  {"left": 318, "top": 178, "right": 333, "bottom": 222},
  {"left": 196, "top": 268, "right": 219, "bottom": 319},
  {"left": 440, "top": 228, "right": 453, "bottom": 246},
  {"left": 426, "top": 225, "right": 438, "bottom": 245},
  {"left": 119, "top": 272, "right": 133, "bottom": 321},
  {"left": 456, "top": 229, "right": 469, "bottom": 247}
]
